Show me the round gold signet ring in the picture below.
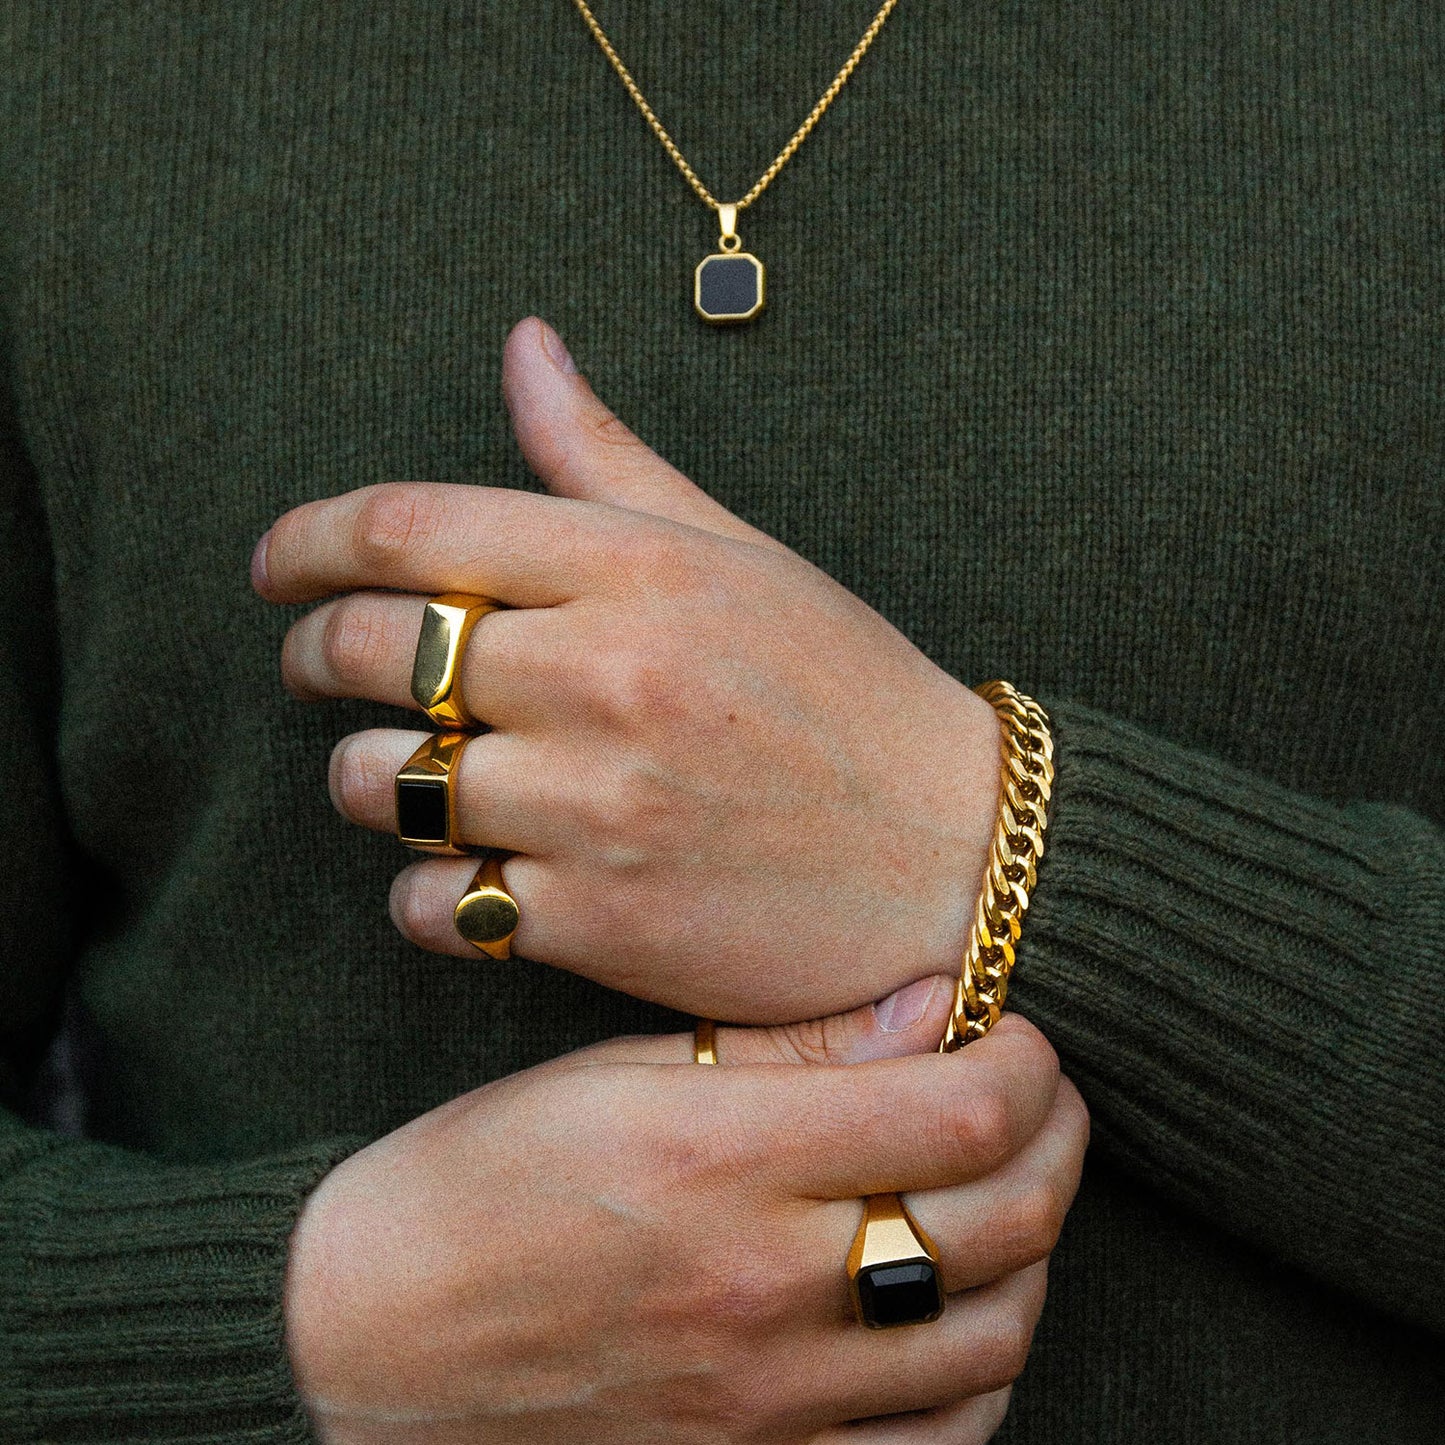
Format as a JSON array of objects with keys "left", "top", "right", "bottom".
[
  {"left": 454, "top": 853, "right": 520, "bottom": 960},
  {"left": 846, "top": 1192, "right": 945, "bottom": 1330},
  {"left": 394, "top": 732, "right": 472, "bottom": 855},
  {"left": 411, "top": 594, "right": 500, "bottom": 729}
]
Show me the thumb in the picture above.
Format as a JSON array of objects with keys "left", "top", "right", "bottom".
[
  {"left": 501, "top": 316, "right": 784, "bottom": 549},
  {"left": 575, "top": 975, "right": 955, "bottom": 1069},
  {"left": 718, "top": 974, "right": 955, "bottom": 1066}
]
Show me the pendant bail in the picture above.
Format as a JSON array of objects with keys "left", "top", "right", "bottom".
[{"left": 717, "top": 202, "right": 742, "bottom": 253}]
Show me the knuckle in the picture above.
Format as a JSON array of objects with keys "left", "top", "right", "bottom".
[
  {"left": 1059, "top": 1075, "right": 1092, "bottom": 1151},
  {"left": 350, "top": 484, "right": 441, "bottom": 572},
  {"left": 976, "top": 1386, "right": 1014, "bottom": 1440},
  {"left": 320, "top": 599, "right": 389, "bottom": 686},
  {"left": 328, "top": 735, "right": 375, "bottom": 817},
  {"left": 936, "top": 1085, "right": 1014, "bottom": 1172},
  {"left": 388, "top": 868, "right": 432, "bottom": 944},
  {"left": 647, "top": 1093, "right": 742, "bottom": 1185},
  {"left": 985, "top": 1305, "right": 1038, "bottom": 1389},
  {"left": 575, "top": 758, "right": 676, "bottom": 864},
  {"left": 624, "top": 525, "right": 705, "bottom": 599},
  {"left": 594, "top": 643, "right": 687, "bottom": 729},
  {"left": 1012, "top": 1016, "right": 1062, "bottom": 1090},
  {"left": 994, "top": 1013, "right": 1060, "bottom": 1082},
  {"left": 775, "top": 1015, "right": 835, "bottom": 1066},
  {"left": 705, "top": 1376, "right": 775, "bottom": 1445},
  {"left": 1014, "top": 1178, "right": 1069, "bottom": 1264},
  {"left": 590, "top": 408, "right": 645, "bottom": 450},
  {"left": 693, "top": 1246, "right": 793, "bottom": 1339}
]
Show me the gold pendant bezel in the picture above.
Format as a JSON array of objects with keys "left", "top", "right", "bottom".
[{"left": 694, "top": 250, "right": 766, "bottom": 324}]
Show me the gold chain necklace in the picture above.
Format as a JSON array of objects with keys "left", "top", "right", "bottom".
[{"left": 572, "top": 0, "right": 902, "bottom": 324}]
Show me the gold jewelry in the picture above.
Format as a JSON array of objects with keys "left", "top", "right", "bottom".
[
  {"left": 846, "top": 1191, "right": 944, "bottom": 1329},
  {"left": 844, "top": 685, "right": 1049, "bottom": 1322},
  {"left": 411, "top": 593, "right": 500, "bottom": 729},
  {"left": 693, "top": 1018, "right": 718, "bottom": 1065},
  {"left": 941, "top": 681, "right": 1054, "bottom": 1051},
  {"left": 571, "top": 0, "right": 901, "bottom": 323},
  {"left": 454, "top": 853, "right": 521, "bottom": 960},
  {"left": 394, "top": 732, "right": 473, "bottom": 854}
]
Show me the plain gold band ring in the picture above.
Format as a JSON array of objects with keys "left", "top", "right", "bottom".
[{"left": 694, "top": 1018, "right": 718, "bottom": 1065}]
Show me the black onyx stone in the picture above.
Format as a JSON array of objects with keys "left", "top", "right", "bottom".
[
  {"left": 855, "top": 1260, "right": 944, "bottom": 1329},
  {"left": 397, "top": 778, "right": 448, "bottom": 843},
  {"left": 696, "top": 254, "right": 762, "bottom": 321}
]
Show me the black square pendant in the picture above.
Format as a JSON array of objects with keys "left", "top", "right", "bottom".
[
  {"left": 695, "top": 253, "right": 765, "bottom": 323},
  {"left": 854, "top": 1260, "right": 945, "bottom": 1329},
  {"left": 396, "top": 777, "right": 449, "bottom": 845}
]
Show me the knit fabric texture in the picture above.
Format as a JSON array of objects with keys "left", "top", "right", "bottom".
[{"left": 0, "top": 2, "right": 1441, "bottom": 1440}]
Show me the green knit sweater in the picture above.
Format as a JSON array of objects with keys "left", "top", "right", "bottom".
[{"left": 1, "top": 3, "right": 1441, "bottom": 1440}]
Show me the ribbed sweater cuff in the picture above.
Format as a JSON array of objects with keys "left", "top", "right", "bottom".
[
  {"left": 0, "top": 1132, "right": 364, "bottom": 1444},
  {"left": 1012, "top": 699, "right": 1444, "bottom": 1328}
]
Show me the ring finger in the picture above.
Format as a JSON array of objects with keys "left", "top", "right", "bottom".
[{"left": 329, "top": 727, "right": 579, "bottom": 859}]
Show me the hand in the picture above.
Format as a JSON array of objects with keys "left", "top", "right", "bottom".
[
  {"left": 254, "top": 317, "right": 1002, "bottom": 1023},
  {"left": 284, "top": 1006, "right": 1088, "bottom": 1445}
]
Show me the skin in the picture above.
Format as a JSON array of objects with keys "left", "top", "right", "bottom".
[
  {"left": 265, "top": 318, "right": 1089, "bottom": 1439},
  {"left": 253, "top": 317, "right": 1004, "bottom": 1024},
  {"left": 285, "top": 1008, "right": 1089, "bottom": 1443}
]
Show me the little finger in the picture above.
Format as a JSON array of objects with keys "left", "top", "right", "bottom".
[
  {"left": 390, "top": 853, "right": 559, "bottom": 964},
  {"left": 809, "top": 1388, "right": 1012, "bottom": 1444}
]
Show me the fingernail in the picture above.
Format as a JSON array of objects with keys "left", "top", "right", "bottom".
[
  {"left": 250, "top": 530, "right": 271, "bottom": 591},
  {"left": 539, "top": 320, "right": 578, "bottom": 374},
  {"left": 873, "top": 976, "right": 940, "bottom": 1034}
]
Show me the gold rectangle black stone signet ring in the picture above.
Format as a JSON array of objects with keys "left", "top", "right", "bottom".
[
  {"left": 411, "top": 594, "right": 499, "bottom": 729},
  {"left": 846, "top": 1192, "right": 945, "bottom": 1329},
  {"left": 395, "top": 732, "right": 471, "bottom": 854}
]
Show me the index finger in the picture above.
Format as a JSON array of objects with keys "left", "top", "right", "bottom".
[
  {"left": 725, "top": 1014, "right": 1063, "bottom": 1200},
  {"left": 252, "top": 481, "right": 616, "bottom": 607}
]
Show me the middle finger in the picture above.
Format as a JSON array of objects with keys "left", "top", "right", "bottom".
[{"left": 281, "top": 589, "right": 551, "bottom": 729}]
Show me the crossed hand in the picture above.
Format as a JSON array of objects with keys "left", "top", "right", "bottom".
[{"left": 261, "top": 319, "right": 1088, "bottom": 1443}]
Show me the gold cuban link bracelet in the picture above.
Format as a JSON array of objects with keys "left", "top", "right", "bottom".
[{"left": 940, "top": 681, "right": 1055, "bottom": 1053}]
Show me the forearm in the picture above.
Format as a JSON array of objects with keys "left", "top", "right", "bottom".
[
  {"left": 0, "top": 1115, "right": 362, "bottom": 1442},
  {"left": 1012, "top": 699, "right": 1444, "bottom": 1331}
]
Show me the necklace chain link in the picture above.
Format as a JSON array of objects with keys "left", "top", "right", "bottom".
[{"left": 571, "top": 0, "right": 901, "bottom": 215}]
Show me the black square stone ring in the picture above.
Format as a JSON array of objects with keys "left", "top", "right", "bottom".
[
  {"left": 847, "top": 1192, "right": 946, "bottom": 1330},
  {"left": 395, "top": 731, "right": 474, "bottom": 855},
  {"left": 692, "top": 1025, "right": 943, "bottom": 1329}
]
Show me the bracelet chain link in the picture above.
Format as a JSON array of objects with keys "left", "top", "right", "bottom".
[{"left": 941, "top": 682, "right": 1055, "bottom": 1052}]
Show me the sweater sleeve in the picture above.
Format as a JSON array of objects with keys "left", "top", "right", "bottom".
[
  {"left": 0, "top": 361, "right": 362, "bottom": 1442},
  {"left": 1014, "top": 698, "right": 1444, "bottom": 1335}
]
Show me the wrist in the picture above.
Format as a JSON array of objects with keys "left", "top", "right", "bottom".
[{"left": 908, "top": 677, "right": 1003, "bottom": 973}]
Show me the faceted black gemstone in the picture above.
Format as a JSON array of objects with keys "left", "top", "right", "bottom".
[
  {"left": 697, "top": 255, "right": 761, "bottom": 320},
  {"left": 855, "top": 1260, "right": 944, "bottom": 1329},
  {"left": 397, "top": 778, "right": 448, "bottom": 843}
]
